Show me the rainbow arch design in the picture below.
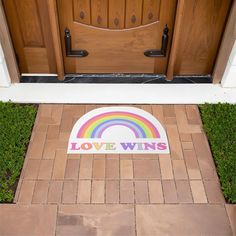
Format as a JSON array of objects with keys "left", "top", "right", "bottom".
[
  {"left": 68, "top": 106, "right": 170, "bottom": 154},
  {"left": 77, "top": 111, "right": 160, "bottom": 139}
]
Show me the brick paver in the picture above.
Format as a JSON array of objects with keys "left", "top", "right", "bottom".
[
  {"left": 23, "top": 159, "right": 40, "bottom": 179},
  {"left": 183, "top": 149, "right": 202, "bottom": 179},
  {"left": 18, "top": 180, "right": 35, "bottom": 204},
  {"left": 159, "top": 155, "right": 174, "bottom": 179},
  {"left": 27, "top": 132, "right": 47, "bottom": 159},
  {"left": 32, "top": 180, "right": 49, "bottom": 204},
  {"left": 79, "top": 156, "right": 93, "bottom": 179},
  {"left": 47, "top": 181, "right": 63, "bottom": 204},
  {"left": 64, "top": 159, "right": 80, "bottom": 179},
  {"left": 190, "top": 180, "right": 208, "bottom": 203},
  {"left": 91, "top": 180, "right": 105, "bottom": 203},
  {"left": 148, "top": 180, "right": 164, "bottom": 203},
  {"left": 120, "top": 159, "right": 133, "bottom": 179},
  {"left": 134, "top": 181, "right": 149, "bottom": 203},
  {"left": 120, "top": 180, "right": 134, "bottom": 203},
  {"left": 204, "top": 180, "right": 225, "bottom": 203},
  {"left": 7, "top": 104, "right": 234, "bottom": 235},
  {"left": 93, "top": 159, "right": 105, "bottom": 179},
  {"left": 47, "top": 125, "right": 60, "bottom": 140},
  {"left": 133, "top": 159, "right": 160, "bottom": 179},
  {"left": 175, "top": 180, "right": 193, "bottom": 203},
  {"left": 62, "top": 181, "right": 77, "bottom": 204},
  {"left": 105, "top": 180, "right": 119, "bottom": 203},
  {"left": 77, "top": 180, "right": 91, "bottom": 203},
  {"left": 38, "top": 159, "right": 54, "bottom": 179},
  {"left": 106, "top": 159, "right": 119, "bottom": 179},
  {"left": 166, "top": 125, "right": 183, "bottom": 159},
  {"left": 162, "top": 180, "right": 178, "bottom": 203},
  {"left": 52, "top": 150, "right": 67, "bottom": 179},
  {"left": 172, "top": 159, "right": 188, "bottom": 180}
]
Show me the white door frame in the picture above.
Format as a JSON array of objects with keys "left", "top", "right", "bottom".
[
  {"left": 0, "top": 43, "right": 11, "bottom": 87},
  {"left": 0, "top": 0, "right": 20, "bottom": 87},
  {"left": 212, "top": 0, "right": 236, "bottom": 87}
]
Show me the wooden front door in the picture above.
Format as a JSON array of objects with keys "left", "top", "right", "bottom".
[{"left": 57, "top": 0, "right": 177, "bottom": 74}]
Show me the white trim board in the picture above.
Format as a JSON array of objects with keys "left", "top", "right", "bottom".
[
  {"left": 0, "top": 83, "right": 236, "bottom": 104},
  {"left": 0, "top": 43, "right": 11, "bottom": 87},
  {"left": 221, "top": 40, "right": 236, "bottom": 88}
]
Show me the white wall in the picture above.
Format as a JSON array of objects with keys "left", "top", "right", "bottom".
[
  {"left": 221, "top": 40, "right": 236, "bottom": 88},
  {"left": 0, "top": 43, "right": 11, "bottom": 87}
]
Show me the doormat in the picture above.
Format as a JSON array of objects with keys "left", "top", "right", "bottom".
[{"left": 67, "top": 107, "right": 169, "bottom": 154}]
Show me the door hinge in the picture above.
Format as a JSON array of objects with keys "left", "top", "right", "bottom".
[
  {"left": 144, "top": 24, "right": 169, "bottom": 57},
  {"left": 64, "top": 28, "right": 89, "bottom": 58}
]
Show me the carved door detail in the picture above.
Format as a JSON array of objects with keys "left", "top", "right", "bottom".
[{"left": 57, "top": 0, "right": 177, "bottom": 73}]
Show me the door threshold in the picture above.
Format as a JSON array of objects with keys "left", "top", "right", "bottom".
[{"left": 20, "top": 74, "right": 212, "bottom": 84}]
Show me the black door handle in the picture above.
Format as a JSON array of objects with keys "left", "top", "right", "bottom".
[
  {"left": 64, "top": 28, "right": 88, "bottom": 57},
  {"left": 144, "top": 25, "right": 169, "bottom": 57}
]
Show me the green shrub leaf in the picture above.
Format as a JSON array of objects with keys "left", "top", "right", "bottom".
[
  {"left": 200, "top": 103, "right": 236, "bottom": 203},
  {"left": 0, "top": 102, "right": 37, "bottom": 202}
]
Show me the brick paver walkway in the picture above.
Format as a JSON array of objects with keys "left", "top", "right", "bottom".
[{"left": 0, "top": 105, "right": 235, "bottom": 236}]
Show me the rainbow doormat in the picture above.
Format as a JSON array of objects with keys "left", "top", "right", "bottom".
[{"left": 67, "top": 107, "right": 169, "bottom": 154}]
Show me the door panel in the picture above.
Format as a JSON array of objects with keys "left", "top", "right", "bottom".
[
  {"left": 73, "top": 0, "right": 91, "bottom": 25},
  {"left": 57, "top": 0, "right": 177, "bottom": 74},
  {"left": 65, "top": 23, "right": 163, "bottom": 73},
  {"left": 3, "top": 0, "right": 56, "bottom": 73},
  {"left": 142, "top": 0, "right": 161, "bottom": 25},
  {"left": 91, "top": 0, "right": 108, "bottom": 28},
  {"left": 15, "top": 0, "right": 44, "bottom": 47},
  {"left": 174, "top": 0, "right": 232, "bottom": 75},
  {"left": 109, "top": 0, "right": 125, "bottom": 29},
  {"left": 125, "top": 0, "right": 143, "bottom": 28}
]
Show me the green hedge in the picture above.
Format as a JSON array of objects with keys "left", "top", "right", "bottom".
[
  {"left": 0, "top": 102, "right": 37, "bottom": 202},
  {"left": 200, "top": 103, "right": 236, "bottom": 203}
]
